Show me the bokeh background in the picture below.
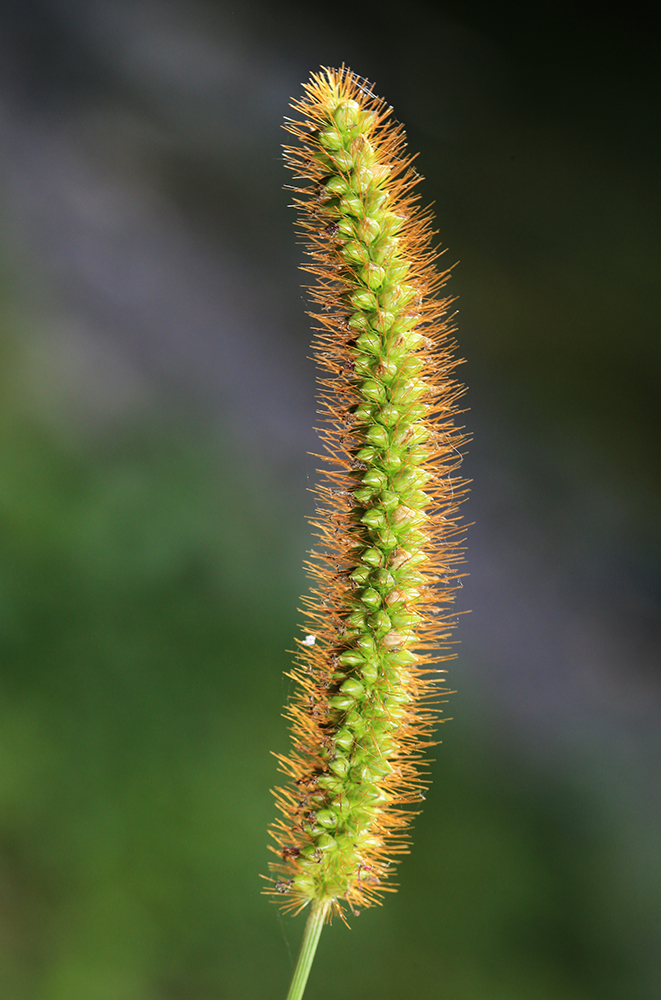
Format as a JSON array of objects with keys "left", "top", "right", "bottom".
[{"left": 0, "top": 1, "right": 659, "bottom": 998}]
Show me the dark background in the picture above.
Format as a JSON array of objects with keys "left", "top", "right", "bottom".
[{"left": 0, "top": 1, "right": 659, "bottom": 997}]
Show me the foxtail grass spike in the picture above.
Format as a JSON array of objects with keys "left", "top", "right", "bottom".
[{"left": 268, "top": 65, "right": 468, "bottom": 948}]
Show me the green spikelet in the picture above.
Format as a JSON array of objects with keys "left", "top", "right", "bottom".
[{"left": 268, "top": 66, "right": 468, "bottom": 929}]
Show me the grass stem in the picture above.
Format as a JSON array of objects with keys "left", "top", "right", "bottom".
[{"left": 285, "top": 899, "right": 330, "bottom": 1000}]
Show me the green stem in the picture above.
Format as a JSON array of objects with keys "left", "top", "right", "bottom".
[{"left": 285, "top": 899, "right": 329, "bottom": 1000}]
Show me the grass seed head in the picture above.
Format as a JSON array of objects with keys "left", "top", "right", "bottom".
[{"left": 268, "top": 65, "right": 468, "bottom": 924}]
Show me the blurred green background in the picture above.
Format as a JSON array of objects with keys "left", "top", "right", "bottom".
[{"left": 0, "top": 1, "right": 659, "bottom": 998}]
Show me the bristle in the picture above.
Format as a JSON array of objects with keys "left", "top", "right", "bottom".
[{"left": 268, "top": 66, "right": 468, "bottom": 923}]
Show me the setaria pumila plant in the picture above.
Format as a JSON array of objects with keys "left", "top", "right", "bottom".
[{"left": 266, "top": 66, "right": 468, "bottom": 1000}]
